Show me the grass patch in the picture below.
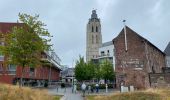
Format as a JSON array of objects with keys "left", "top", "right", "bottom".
[
  {"left": 0, "top": 83, "right": 60, "bottom": 100},
  {"left": 86, "top": 88, "right": 170, "bottom": 100},
  {"left": 53, "top": 95, "right": 62, "bottom": 100}
]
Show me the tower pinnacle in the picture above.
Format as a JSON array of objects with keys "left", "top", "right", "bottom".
[{"left": 91, "top": 10, "right": 98, "bottom": 19}]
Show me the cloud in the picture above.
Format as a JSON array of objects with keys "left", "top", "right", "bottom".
[{"left": 0, "top": 0, "right": 169, "bottom": 67}]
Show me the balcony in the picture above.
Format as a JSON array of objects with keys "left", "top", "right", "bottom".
[{"left": 98, "top": 53, "right": 111, "bottom": 58}]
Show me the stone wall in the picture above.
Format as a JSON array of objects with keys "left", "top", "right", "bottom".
[
  {"left": 149, "top": 73, "right": 170, "bottom": 88},
  {"left": 113, "top": 26, "right": 165, "bottom": 89}
]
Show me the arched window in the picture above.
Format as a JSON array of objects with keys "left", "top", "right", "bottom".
[
  {"left": 92, "top": 35, "right": 94, "bottom": 44},
  {"left": 96, "top": 35, "right": 98, "bottom": 43},
  {"left": 96, "top": 26, "right": 98, "bottom": 32},
  {"left": 92, "top": 26, "right": 94, "bottom": 32}
]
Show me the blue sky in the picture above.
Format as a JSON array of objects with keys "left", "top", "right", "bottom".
[{"left": 0, "top": 0, "right": 170, "bottom": 67}]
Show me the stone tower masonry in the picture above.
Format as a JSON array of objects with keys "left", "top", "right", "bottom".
[{"left": 86, "top": 10, "right": 102, "bottom": 62}]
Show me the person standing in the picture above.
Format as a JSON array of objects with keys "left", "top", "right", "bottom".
[
  {"left": 74, "top": 84, "right": 77, "bottom": 93},
  {"left": 88, "top": 85, "right": 91, "bottom": 94},
  {"left": 81, "top": 82, "right": 86, "bottom": 97},
  {"left": 95, "top": 83, "right": 99, "bottom": 93}
]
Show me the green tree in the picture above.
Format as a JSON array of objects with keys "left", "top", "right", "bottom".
[
  {"left": 100, "top": 60, "right": 115, "bottom": 83},
  {"left": 86, "top": 61, "right": 95, "bottom": 80},
  {"left": 2, "top": 13, "right": 51, "bottom": 87},
  {"left": 94, "top": 65, "right": 102, "bottom": 82},
  {"left": 75, "top": 56, "right": 97, "bottom": 81},
  {"left": 75, "top": 56, "right": 86, "bottom": 81}
]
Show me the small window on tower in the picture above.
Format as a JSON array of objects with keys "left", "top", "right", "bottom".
[
  {"left": 92, "top": 26, "right": 94, "bottom": 32},
  {"left": 96, "top": 35, "right": 98, "bottom": 43},
  {"left": 96, "top": 26, "right": 98, "bottom": 32},
  {"left": 92, "top": 35, "right": 94, "bottom": 44}
]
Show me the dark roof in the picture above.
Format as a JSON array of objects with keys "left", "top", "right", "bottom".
[
  {"left": 113, "top": 26, "right": 165, "bottom": 55},
  {"left": 0, "top": 22, "right": 23, "bottom": 33},
  {"left": 164, "top": 42, "right": 170, "bottom": 56},
  {"left": 101, "top": 41, "right": 113, "bottom": 47}
]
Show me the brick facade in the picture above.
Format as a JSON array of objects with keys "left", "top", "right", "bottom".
[
  {"left": 113, "top": 26, "right": 166, "bottom": 89},
  {"left": 0, "top": 22, "right": 61, "bottom": 84}
]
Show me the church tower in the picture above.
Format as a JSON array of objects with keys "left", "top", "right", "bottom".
[{"left": 86, "top": 10, "right": 102, "bottom": 62}]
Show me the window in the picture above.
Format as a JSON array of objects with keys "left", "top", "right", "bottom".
[
  {"left": 29, "top": 68, "right": 35, "bottom": 77},
  {"left": 0, "top": 63, "right": 3, "bottom": 71},
  {"left": 101, "top": 51, "right": 105, "bottom": 56},
  {"left": 8, "top": 64, "right": 16, "bottom": 75},
  {"left": 92, "top": 35, "right": 94, "bottom": 44},
  {"left": 0, "top": 47, "right": 4, "bottom": 61},
  {"left": 8, "top": 64, "right": 16, "bottom": 71},
  {"left": 96, "top": 26, "right": 98, "bottom": 32},
  {"left": 96, "top": 35, "right": 98, "bottom": 43},
  {"left": 92, "top": 26, "right": 94, "bottom": 32},
  {"left": 0, "top": 38, "right": 5, "bottom": 46},
  {"left": 107, "top": 50, "right": 110, "bottom": 56},
  {"left": 152, "top": 66, "right": 155, "bottom": 73},
  {"left": 0, "top": 42, "right": 4, "bottom": 46}
]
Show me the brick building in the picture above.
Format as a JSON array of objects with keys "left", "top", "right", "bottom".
[
  {"left": 0, "top": 22, "right": 61, "bottom": 86},
  {"left": 113, "top": 26, "right": 166, "bottom": 89},
  {"left": 164, "top": 42, "right": 170, "bottom": 67}
]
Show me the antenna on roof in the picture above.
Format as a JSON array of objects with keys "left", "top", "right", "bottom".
[{"left": 123, "top": 20, "right": 128, "bottom": 51}]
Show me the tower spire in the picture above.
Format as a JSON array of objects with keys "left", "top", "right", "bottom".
[{"left": 91, "top": 9, "right": 98, "bottom": 19}]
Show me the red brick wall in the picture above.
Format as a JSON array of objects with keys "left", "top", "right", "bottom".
[
  {"left": 0, "top": 75, "right": 15, "bottom": 84},
  {"left": 113, "top": 26, "right": 165, "bottom": 89},
  {"left": 0, "top": 65, "right": 60, "bottom": 84},
  {"left": 16, "top": 66, "right": 60, "bottom": 81},
  {"left": 0, "top": 23, "right": 61, "bottom": 84}
]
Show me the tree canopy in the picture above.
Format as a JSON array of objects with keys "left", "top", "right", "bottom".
[
  {"left": 75, "top": 56, "right": 115, "bottom": 82},
  {"left": 100, "top": 60, "right": 115, "bottom": 82},
  {"left": 3, "top": 13, "right": 52, "bottom": 68},
  {"left": 1, "top": 13, "right": 52, "bottom": 86}
]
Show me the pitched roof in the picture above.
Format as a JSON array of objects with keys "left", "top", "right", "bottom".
[
  {"left": 0, "top": 22, "right": 23, "bottom": 33},
  {"left": 102, "top": 41, "right": 113, "bottom": 47},
  {"left": 164, "top": 42, "right": 170, "bottom": 56},
  {"left": 113, "top": 26, "right": 165, "bottom": 55}
]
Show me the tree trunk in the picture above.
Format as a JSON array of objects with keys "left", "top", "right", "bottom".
[{"left": 19, "top": 65, "right": 25, "bottom": 88}]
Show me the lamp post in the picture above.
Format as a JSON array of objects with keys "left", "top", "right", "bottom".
[{"left": 72, "top": 59, "right": 74, "bottom": 93}]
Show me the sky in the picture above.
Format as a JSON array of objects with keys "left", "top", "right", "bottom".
[{"left": 0, "top": 0, "right": 170, "bottom": 67}]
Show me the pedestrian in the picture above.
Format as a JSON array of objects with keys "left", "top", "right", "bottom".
[
  {"left": 88, "top": 85, "right": 91, "bottom": 94},
  {"left": 95, "top": 83, "right": 99, "bottom": 93},
  {"left": 105, "top": 84, "right": 108, "bottom": 93},
  {"left": 81, "top": 82, "right": 86, "bottom": 97},
  {"left": 91, "top": 85, "right": 94, "bottom": 93},
  {"left": 56, "top": 83, "right": 59, "bottom": 92},
  {"left": 74, "top": 84, "right": 77, "bottom": 93}
]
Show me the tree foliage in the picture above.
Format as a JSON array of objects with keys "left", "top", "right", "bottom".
[
  {"left": 2, "top": 13, "right": 52, "bottom": 86},
  {"left": 75, "top": 57, "right": 115, "bottom": 82},
  {"left": 75, "top": 56, "right": 86, "bottom": 81},
  {"left": 75, "top": 56, "right": 96, "bottom": 81},
  {"left": 4, "top": 13, "right": 51, "bottom": 67},
  {"left": 100, "top": 60, "right": 115, "bottom": 82}
]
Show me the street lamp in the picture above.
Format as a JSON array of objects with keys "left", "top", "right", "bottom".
[{"left": 72, "top": 59, "right": 74, "bottom": 93}]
